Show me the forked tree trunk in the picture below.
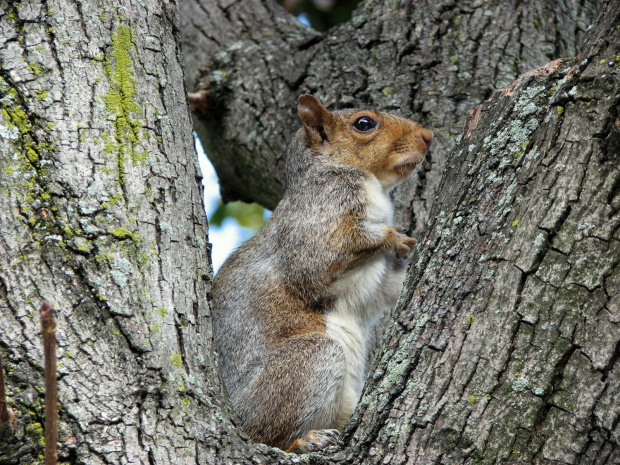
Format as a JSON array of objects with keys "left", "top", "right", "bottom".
[{"left": 1, "top": 0, "right": 619, "bottom": 464}]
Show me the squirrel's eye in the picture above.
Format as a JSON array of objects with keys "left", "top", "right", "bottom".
[{"left": 353, "top": 116, "right": 377, "bottom": 132}]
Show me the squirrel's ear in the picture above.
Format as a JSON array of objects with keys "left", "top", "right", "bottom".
[{"left": 298, "top": 94, "right": 332, "bottom": 146}]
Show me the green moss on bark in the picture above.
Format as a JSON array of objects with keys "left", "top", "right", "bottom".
[{"left": 102, "top": 24, "right": 147, "bottom": 186}]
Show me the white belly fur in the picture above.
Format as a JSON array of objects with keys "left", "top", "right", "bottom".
[
  {"left": 323, "top": 175, "right": 399, "bottom": 427},
  {"left": 325, "top": 257, "right": 389, "bottom": 426}
]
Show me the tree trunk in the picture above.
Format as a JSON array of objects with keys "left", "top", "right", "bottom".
[
  {"left": 0, "top": 1, "right": 233, "bottom": 463},
  {"left": 341, "top": 6, "right": 620, "bottom": 462},
  {"left": 1, "top": 0, "right": 619, "bottom": 464},
  {"left": 180, "top": 0, "right": 600, "bottom": 236}
]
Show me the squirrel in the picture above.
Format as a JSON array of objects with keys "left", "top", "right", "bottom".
[{"left": 212, "top": 94, "right": 433, "bottom": 453}]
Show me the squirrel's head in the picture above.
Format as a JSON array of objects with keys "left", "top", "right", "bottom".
[{"left": 298, "top": 94, "right": 433, "bottom": 190}]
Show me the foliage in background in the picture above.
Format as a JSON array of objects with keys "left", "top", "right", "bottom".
[{"left": 210, "top": 201, "right": 269, "bottom": 232}]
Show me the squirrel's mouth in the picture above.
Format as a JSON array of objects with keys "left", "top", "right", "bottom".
[{"left": 392, "top": 156, "right": 421, "bottom": 176}]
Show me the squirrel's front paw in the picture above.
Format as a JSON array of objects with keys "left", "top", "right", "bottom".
[
  {"left": 285, "top": 429, "right": 340, "bottom": 453},
  {"left": 388, "top": 225, "right": 417, "bottom": 259}
]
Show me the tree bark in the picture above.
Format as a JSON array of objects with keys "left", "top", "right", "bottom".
[
  {"left": 180, "top": 0, "right": 600, "bottom": 236},
  {"left": 0, "top": 1, "right": 233, "bottom": 463},
  {"left": 1, "top": 0, "right": 619, "bottom": 464},
  {"left": 342, "top": 8, "right": 620, "bottom": 462}
]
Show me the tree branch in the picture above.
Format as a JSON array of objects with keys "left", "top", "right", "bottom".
[
  {"left": 40, "top": 300, "right": 57, "bottom": 465},
  {"left": 0, "top": 351, "right": 10, "bottom": 427},
  {"left": 181, "top": 0, "right": 602, "bottom": 234}
]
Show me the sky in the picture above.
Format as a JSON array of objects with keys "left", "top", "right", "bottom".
[
  {"left": 196, "top": 13, "right": 309, "bottom": 273},
  {"left": 195, "top": 136, "right": 255, "bottom": 273}
]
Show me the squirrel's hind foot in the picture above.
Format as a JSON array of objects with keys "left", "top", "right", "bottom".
[{"left": 285, "top": 429, "right": 340, "bottom": 454}]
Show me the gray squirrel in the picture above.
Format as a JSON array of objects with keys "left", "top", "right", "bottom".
[{"left": 212, "top": 95, "right": 433, "bottom": 453}]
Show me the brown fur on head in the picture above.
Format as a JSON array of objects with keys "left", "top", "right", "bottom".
[{"left": 298, "top": 94, "right": 433, "bottom": 190}]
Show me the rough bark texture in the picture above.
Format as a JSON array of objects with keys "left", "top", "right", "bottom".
[
  {"left": 339, "top": 6, "right": 620, "bottom": 463},
  {"left": 180, "top": 0, "right": 600, "bottom": 237},
  {"left": 1, "top": 0, "right": 619, "bottom": 464},
  {"left": 0, "top": 1, "right": 232, "bottom": 463}
]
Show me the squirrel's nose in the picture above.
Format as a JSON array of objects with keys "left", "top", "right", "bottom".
[{"left": 419, "top": 128, "right": 433, "bottom": 148}]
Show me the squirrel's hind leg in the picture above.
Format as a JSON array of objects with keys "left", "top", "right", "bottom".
[{"left": 240, "top": 333, "right": 347, "bottom": 452}]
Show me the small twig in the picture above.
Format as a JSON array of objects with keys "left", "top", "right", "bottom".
[
  {"left": 40, "top": 300, "right": 57, "bottom": 465},
  {"left": 0, "top": 351, "right": 10, "bottom": 427}
]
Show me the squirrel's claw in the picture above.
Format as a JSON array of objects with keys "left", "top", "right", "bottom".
[
  {"left": 285, "top": 429, "right": 340, "bottom": 454},
  {"left": 386, "top": 225, "right": 417, "bottom": 258},
  {"left": 395, "top": 236, "right": 417, "bottom": 259}
]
